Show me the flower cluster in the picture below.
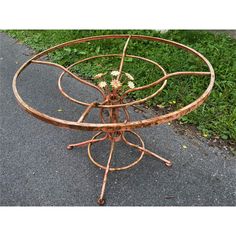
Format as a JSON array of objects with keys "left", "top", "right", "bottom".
[
  {"left": 110, "top": 79, "right": 122, "bottom": 89},
  {"left": 98, "top": 81, "right": 107, "bottom": 88},
  {"left": 94, "top": 70, "right": 135, "bottom": 93}
]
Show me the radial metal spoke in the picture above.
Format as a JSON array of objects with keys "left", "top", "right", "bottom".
[
  {"left": 67, "top": 132, "right": 108, "bottom": 150},
  {"left": 122, "top": 132, "right": 172, "bottom": 166},
  {"left": 77, "top": 102, "right": 99, "bottom": 123},
  {"left": 31, "top": 59, "right": 106, "bottom": 98},
  {"left": 116, "top": 35, "right": 132, "bottom": 81},
  {"left": 123, "top": 71, "right": 211, "bottom": 97}
]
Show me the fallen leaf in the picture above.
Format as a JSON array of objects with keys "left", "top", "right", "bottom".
[{"left": 169, "top": 100, "right": 176, "bottom": 105}]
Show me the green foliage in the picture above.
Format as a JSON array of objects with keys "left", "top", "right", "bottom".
[{"left": 5, "top": 30, "right": 236, "bottom": 142}]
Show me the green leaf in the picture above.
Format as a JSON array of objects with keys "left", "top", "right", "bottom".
[
  {"left": 79, "top": 51, "right": 87, "bottom": 55},
  {"left": 221, "top": 134, "right": 228, "bottom": 140},
  {"left": 95, "top": 46, "right": 100, "bottom": 54},
  {"left": 124, "top": 58, "right": 133, "bottom": 62}
]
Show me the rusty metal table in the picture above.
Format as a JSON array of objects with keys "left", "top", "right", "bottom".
[{"left": 13, "top": 35, "right": 215, "bottom": 205}]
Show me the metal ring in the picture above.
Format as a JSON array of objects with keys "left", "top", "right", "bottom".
[
  {"left": 87, "top": 130, "right": 145, "bottom": 171},
  {"left": 57, "top": 53, "right": 167, "bottom": 107}
]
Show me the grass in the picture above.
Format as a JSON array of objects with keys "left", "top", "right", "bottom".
[{"left": 5, "top": 30, "right": 236, "bottom": 143}]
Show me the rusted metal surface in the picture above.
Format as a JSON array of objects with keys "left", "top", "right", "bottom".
[
  {"left": 116, "top": 35, "right": 131, "bottom": 81},
  {"left": 97, "top": 140, "right": 115, "bottom": 206},
  {"left": 12, "top": 34, "right": 215, "bottom": 205}
]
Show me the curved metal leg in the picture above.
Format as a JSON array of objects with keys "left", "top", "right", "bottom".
[
  {"left": 97, "top": 141, "right": 115, "bottom": 206},
  {"left": 122, "top": 131, "right": 172, "bottom": 167}
]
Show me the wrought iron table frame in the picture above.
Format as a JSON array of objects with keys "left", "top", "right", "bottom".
[{"left": 13, "top": 35, "right": 215, "bottom": 205}]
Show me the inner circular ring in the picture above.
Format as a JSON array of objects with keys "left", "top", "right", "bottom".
[
  {"left": 58, "top": 54, "right": 167, "bottom": 108},
  {"left": 87, "top": 130, "right": 145, "bottom": 171}
]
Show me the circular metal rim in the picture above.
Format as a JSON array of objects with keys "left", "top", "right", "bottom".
[
  {"left": 87, "top": 130, "right": 145, "bottom": 171},
  {"left": 12, "top": 34, "right": 215, "bottom": 132},
  {"left": 58, "top": 53, "right": 167, "bottom": 108}
]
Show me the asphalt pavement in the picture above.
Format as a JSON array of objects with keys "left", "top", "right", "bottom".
[{"left": 0, "top": 32, "right": 235, "bottom": 206}]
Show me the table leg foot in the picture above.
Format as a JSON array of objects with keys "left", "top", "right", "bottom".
[
  {"left": 165, "top": 161, "right": 173, "bottom": 167},
  {"left": 97, "top": 198, "right": 106, "bottom": 206},
  {"left": 67, "top": 145, "right": 73, "bottom": 150}
]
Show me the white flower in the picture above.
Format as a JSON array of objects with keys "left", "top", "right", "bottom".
[
  {"left": 127, "top": 81, "right": 135, "bottom": 89},
  {"left": 160, "top": 30, "right": 169, "bottom": 34},
  {"left": 111, "top": 70, "right": 120, "bottom": 76},
  {"left": 98, "top": 81, "right": 107, "bottom": 88},
  {"left": 94, "top": 72, "right": 107, "bottom": 79},
  {"left": 110, "top": 79, "right": 122, "bottom": 89},
  {"left": 125, "top": 72, "right": 134, "bottom": 81}
]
